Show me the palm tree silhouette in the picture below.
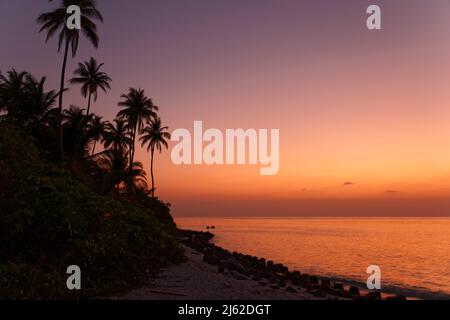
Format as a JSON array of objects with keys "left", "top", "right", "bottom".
[
  {"left": 117, "top": 88, "right": 158, "bottom": 172},
  {"left": 102, "top": 118, "right": 132, "bottom": 154},
  {"left": 89, "top": 115, "right": 107, "bottom": 156},
  {"left": 0, "top": 69, "right": 28, "bottom": 113},
  {"left": 0, "top": 70, "right": 57, "bottom": 128},
  {"left": 62, "top": 105, "right": 92, "bottom": 159},
  {"left": 70, "top": 57, "right": 111, "bottom": 116},
  {"left": 37, "top": 0, "right": 103, "bottom": 160},
  {"left": 97, "top": 148, "right": 147, "bottom": 193},
  {"left": 139, "top": 117, "right": 170, "bottom": 197}
]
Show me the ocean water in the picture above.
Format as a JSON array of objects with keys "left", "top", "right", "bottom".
[{"left": 176, "top": 217, "right": 450, "bottom": 299}]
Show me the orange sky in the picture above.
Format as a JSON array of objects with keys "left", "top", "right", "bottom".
[{"left": 3, "top": 1, "right": 450, "bottom": 216}]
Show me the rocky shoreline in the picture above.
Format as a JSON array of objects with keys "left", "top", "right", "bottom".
[{"left": 177, "top": 229, "right": 407, "bottom": 301}]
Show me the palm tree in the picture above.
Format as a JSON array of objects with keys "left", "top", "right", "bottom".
[
  {"left": 88, "top": 115, "right": 107, "bottom": 156},
  {"left": 70, "top": 57, "right": 111, "bottom": 116},
  {"left": 117, "top": 88, "right": 158, "bottom": 171},
  {"left": 97, "top": 148, "right": 147, "bottom": 193},
  {"left": 38, "top": 0, "right": 103, "bottom": 160},
  {"left": 21, "top": 74, "right": 58, "bottom": 128},
  {"left": 0, "top": 70, "right": 57, "bottom": 128},
  {"left": 102, "top": 118, "right": 132, "bottom": 153},
  {"left": 139, "top": 117, "right": 170, "bottom": 197},
  {"left": 0, "top": 69, "right": 28, "bottom": 113},
  {"left": 62, "top": 105, "right": 92, "bottom": 158}
]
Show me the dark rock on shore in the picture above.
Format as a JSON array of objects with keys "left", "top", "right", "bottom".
[
  {"left": 177, "top": 228, "right": 403, "bottom": 300},
  {"left": 349, "top": 286, "right": 360, "bottom": 297}
]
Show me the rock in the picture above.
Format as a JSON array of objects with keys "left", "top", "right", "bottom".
[
  {"left": 275, "top": 272, "right": 288, "bottom": 282},
  {"left": 321, "top": 278, "right": 331, "bottom": 288},
  {"left": 349, "top": 286, "right": 360, "bottom": 297},
  {"left": 309, "top": 289, "right": 327, "bottom": 298},
  {"left": 326, "top": 288, "right": 342, "bottom": 296},
  {"left": 309, "top": 275, "right": 319, "bottom": 285},
  {"left": 230, "top": 270, "right": 247, "bottom": 281},
  {"left": 333, "top": 282, "right": 344, "bottom": 291},
  {"left": 299, "top": 274, "right": 310, "bottom": 287},
  {"left": 286, "top": 286, "right": 298, "bottom": 293},
  {"left": 270, "top": 285, "right": 280, "bottom": 290},
  {"left": 307, "top": 284, "right": 322, "bottom": 291},
  {"left": 218, "top": 263, "right": 225, "bottom": 273}
]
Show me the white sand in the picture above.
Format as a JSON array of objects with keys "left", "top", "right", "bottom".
[{"left": 114, "top": 246, "right": 323, "bottom": 300}]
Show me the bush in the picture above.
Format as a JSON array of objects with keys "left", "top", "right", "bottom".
[{"left": 0, "top": 123, "right": 184, "bottom": 299}]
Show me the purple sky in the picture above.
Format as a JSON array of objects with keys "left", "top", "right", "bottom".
[{"left": 2, "top": 1, "right": 450, "bottom": 217}]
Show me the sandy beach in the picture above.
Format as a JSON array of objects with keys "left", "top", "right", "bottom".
[{"left": 116, "top": 245, "right": 320, "bottom": 300}]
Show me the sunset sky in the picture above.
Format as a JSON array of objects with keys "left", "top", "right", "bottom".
[{"left": 2, "top": 0, "right": 450, "bottom": 216}]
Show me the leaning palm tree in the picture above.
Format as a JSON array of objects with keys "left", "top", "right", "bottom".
[
  {"left": 70, "top": 57, "right": 111, "bottom": 116},
  {"left": 117, "top": 88, "right": 158, "bottom": 171},
  {"left": 37, "top": 0, "right": 103, "bottom": 160},
  {"left": 139, "top": 117, "right": 170, "bottom": 197}
]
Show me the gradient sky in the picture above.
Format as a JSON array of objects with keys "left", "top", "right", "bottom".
[{"left": 2, "top": 0, "right": 450, "bottom": 216}]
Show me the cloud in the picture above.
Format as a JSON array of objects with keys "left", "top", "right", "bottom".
[
  {"left": 385, "top": 190, "right": 399, "bottom": 194},
  {"left": 343, "top": 182, "right": 355, "bottom": 186}
]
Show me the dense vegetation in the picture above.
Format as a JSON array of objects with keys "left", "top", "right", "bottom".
[{"left": 0, "top": 0, "right": 183, "bottom": 299}]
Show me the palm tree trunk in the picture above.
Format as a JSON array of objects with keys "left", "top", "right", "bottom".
[
  {"left": 91, "top": 140, "right": 97, "bottom": 156},
  {"left": 130, "top": 125, "right": 137, "bottom": 172},
  {"left": 86, "top": 91, "right": 92, "bottom": 116},
  {"left": 57, "top": 40, "right": 70, "bottom": 161},
  {"left": 150, "top": 146, "right": 155, "bottom": 197}
]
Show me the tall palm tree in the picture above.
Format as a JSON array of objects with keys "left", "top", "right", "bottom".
[
  {"left": 70, "top": 57, "right": 111, "bottom": 116},
  {"left": 139, "top": 117, "right": 170, "bottom": 197},
  {"left": 102, "top": 118, "right": 132, "bottom": 153},
  {"left": 38, "top": 0, "right": 103, "bottom": 160},
  {"left": 117, "top": 88, "right": 158, "bottom": 171}
]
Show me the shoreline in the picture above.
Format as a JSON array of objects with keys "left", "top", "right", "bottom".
[{"left": 115, "top": 229, "right": 407, "bottom": 300}]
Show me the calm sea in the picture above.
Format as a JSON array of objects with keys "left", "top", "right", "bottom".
[{"left": 176, "top": 217, "right": 450, "bottom": 299}]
